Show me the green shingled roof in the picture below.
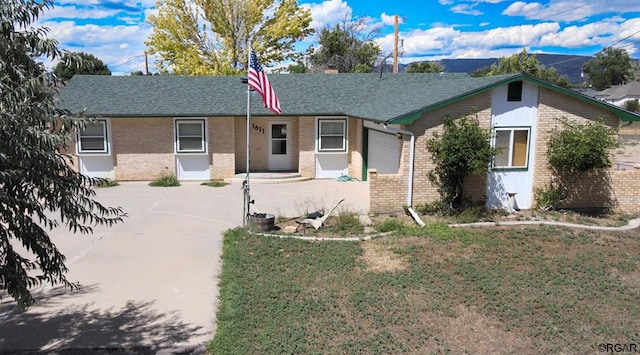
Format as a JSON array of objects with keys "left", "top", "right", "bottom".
[{"left": 58, "top": 72, "right": 640, "bottom": 123}]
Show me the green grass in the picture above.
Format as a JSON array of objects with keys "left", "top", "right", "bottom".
[
  {"left": 200, "top": 180, "right": 229, "bottom": 187},
  {"left": 210, "top": 224, "right": 640, "bottom": 354},
  {"left": 148, "top": 173, "right": 180, "bottom": 187}
]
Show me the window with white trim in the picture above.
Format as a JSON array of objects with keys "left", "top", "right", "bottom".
[
  {"left": 493, "top": 128, "right": 530, "bottom": 168},
  {"left": 175, "top": 119, "right": 206, "bottom": 153},
  {"left": 317, "top": 119, "right": 347, "bottom": 152},
  {"left": 77, "top": 120, "right": 108, "bottom": 154}
]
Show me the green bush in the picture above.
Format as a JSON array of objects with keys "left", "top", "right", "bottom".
[
  {"left": 533, "top": 183, "right": 563, "bottom": 211},
  {"left": 201, "top": 180, "right": 228, "bottom": 187},
  {"left": 149, "top": 173, "right": 180, "bottom": 187},
  {"left": 426, "top": 113, "right": 496, "bottom": 214}
]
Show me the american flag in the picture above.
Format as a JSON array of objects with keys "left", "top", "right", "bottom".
[{"left": 248, "top": 51, "right": 281, "bottom": 115}]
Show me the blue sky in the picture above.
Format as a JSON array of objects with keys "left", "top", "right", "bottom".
[{"left": 38, "top": 0, "right": 640, "bottom": 75}]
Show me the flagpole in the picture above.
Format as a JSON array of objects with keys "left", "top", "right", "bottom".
[{"left": 243, "top": 45, "right": 252, "bottom": 226}]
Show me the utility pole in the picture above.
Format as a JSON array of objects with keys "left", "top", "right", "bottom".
[
  {"left": 393, "top": 14, "right": 399, "bottom": 74},
  {"left": 144, "top": 51, "right": 150, "bottom": 75}
]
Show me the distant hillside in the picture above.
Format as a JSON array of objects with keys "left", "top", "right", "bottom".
[{"left": 400, "top": 54, "right": 640, "bottom": 85}]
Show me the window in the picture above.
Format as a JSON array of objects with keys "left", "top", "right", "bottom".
[
  {"left": 318, "top": 119, "right": 347, "bottom": 152},
  {"left": 493, "top": 128, "right": 530, "bottom": 168},
  {"left": 77, "top": 120, "right": 108, "bottom": 154},
  {"left": 507, "top": 81, "right": 523, "bottom": 102},
  {"left": 175, "top": 119, "right": 206, "bottom": 153}
]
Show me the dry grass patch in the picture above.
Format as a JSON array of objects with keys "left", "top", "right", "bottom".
[{"left": 360, "top": 242, "right": 408, "bottom": 272}]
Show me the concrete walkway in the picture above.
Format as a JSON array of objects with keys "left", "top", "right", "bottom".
[{"left": 0, "top": 180, "right": 368, "bottom": 353}]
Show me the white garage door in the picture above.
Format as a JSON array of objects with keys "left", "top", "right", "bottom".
[{"left": 368, "top": 129, "right": 401, "bottom": 174}]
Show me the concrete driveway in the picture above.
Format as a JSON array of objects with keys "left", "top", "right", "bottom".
[{"left": 0, "top": 179, "right": 368, "bottom": 353}]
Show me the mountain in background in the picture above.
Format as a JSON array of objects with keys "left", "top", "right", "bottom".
[{"left": 397, "top": 54, "right": 640, "bottom": 85}]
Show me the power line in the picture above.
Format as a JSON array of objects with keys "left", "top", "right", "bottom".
[
  {"left": 535, "top": 0, "right": 604, "bottom": 22},
  {"left": 108, "top": 54, "right": 145, "bottom": 70}
]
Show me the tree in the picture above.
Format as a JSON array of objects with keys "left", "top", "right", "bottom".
[
  {"left": 583, "top": 47, "right": 635, "bottom": 90},
  {"left": 146, "top": 0, "right": 312, "bottom": 75},
  {"left": 53, "top": 51, "right": 111, "bottom": 81},
  {"left": 0, "top": 0, "right": 125, "bottom": 308},
  {"left": 426, "top": 113, "right": 496, "bottom": 213},
  {"left": 309, "top": 18, "right": 382, "bottom": 73},
  {"left": 406, "top": 61, "right": 444, "bottom": 73},
  {"left": 623, "top": 99, "right": 640, "bottom": 113},
  {"left": 473, "top": 49, "right": 570, "bottom": 87}
]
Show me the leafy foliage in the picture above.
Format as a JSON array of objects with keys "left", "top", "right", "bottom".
[
  {"left": 309, "top": 18, "right": 382, "bottom": 73},
  {"left": 426, "top": 114, "right": 496, "bottom": 213},
  {"left": 547, "top": 117, "right": 618, "bottom": 175},
  {"left": 472, "top": 49, "right": 570, "bottom": 87},
  {"left": 582, "top": 48, "right": 635, "bottom": 90},
  {"left": 623, "top": 98, "right": 639, "bottom": 113},
  {"left": 149, "top": 172, "right": 180, "bottom": 187},
  {"left": 146, "top": 0, "right": 312, "bottom": 75},
  {"left": 535, "top": 117, "right": 618, "bottom": 210},
  {"left": 53, "top": 51, "right": 111, "bottom": 81},
  {"left": 0, "top": 0, "right": 125, "bottom": 308},
  {"left": 406, "top": 61, "right": 444, "bottom": 73}
]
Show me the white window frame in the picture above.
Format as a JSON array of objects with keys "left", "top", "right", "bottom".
[
  {"left": 316, "top": 117, "right": 348, "bottom": 153},
  {"left": 77, "top": 119, "right": 110, "bottom": 155},
  {"left": 174, "top": 118, "right": 207, "bottom": 154},
  {"left": 492, "top": 127, "right": 531, "bottom": 169}
]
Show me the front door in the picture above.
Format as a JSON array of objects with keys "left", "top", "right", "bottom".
[{"left": 268, "top": 122, "right": 290, "bottom": 170}]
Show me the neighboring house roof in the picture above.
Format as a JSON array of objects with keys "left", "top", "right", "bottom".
[
  {"left": 596, "top": 81, "right": 640, "bottom": 101},
  {"left": 58, "top": 73, "right": 640, "bottom": 123}
]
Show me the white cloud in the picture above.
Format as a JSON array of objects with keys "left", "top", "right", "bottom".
[
  {"left": 450, "top": 4, "right": 482, "bottom": 16},
  {"left": 503, "top": 0, "right": 640, "bottom": 22},
  {"left": 540, "top": 17, "right": 640, "bottom": 48},
  {"left": 300, "top": 0, "right": 352, "bottom": 30},
  {"left": 379, "top": 22, "right": 563, "bottom": 61},
  {"left": 41, "top": 20, "right": 153, "bottom": 75},
  {"left": 41, "top": 5, "right": 117, "bottom": 20}
]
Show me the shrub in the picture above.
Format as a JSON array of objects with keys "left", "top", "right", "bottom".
[
  {"left": 201, "top": 180, "right": 228, "bottom": 187},
  {"left": 539, "top": 117, "right": 618, "bottom": 209},
  {"left": 426, "top": 113, "right": 496, "bottom": 214},
  {"left": 149, "top": 172, "right": 180, "bottom": 187}
]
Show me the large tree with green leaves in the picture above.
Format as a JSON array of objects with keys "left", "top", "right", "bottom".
[
  {"left": 472, "top": 49, "right": 570, "bottom": 87},
  {"left": 146, "top": 0, "right": 313, "bottom": 75},
  {"left": 583, "top": 47, "right": 635, "bottom": 90},
  {"left": 0, "top": 0, "right": 125, "bottom": 308},
  {"left": 309, "top": 18, "right": 382, "bottom": 73},
  {"left": 406, "top": 61, "right": 444, "bottom": 73},
  {"left": 53, "top": 51, "right": 111, "bottom": 81}
]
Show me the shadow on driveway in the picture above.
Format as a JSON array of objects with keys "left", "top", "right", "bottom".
[{"left": 0, "top": 285, "right": 204, "bottom": 354}]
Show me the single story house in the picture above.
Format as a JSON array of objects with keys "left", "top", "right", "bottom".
[
  {"left": 58, "top": 73, "right": 640, "bottom": 213},
  {"left": 593, "top": 81, "right": 640, "bottom": 107}
]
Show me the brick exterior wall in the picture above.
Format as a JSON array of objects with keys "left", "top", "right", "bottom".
[
  {"left": 612, "top": 170, "right": 640, "bottom": 214},
  {"left": 209, "top": 117, "right": 235, "bottom": 180},
  {"left": 368, "top": 169, "right": 407, "bottom": 213},
  {"left": 112, "top": 117, "right": 175, "bottom": 180},
  {"left": 298, "top": 117, "right": 316, "bottom": 178},
  {"left": 348, "top": 118, "right": 363, "bottom": 178},
  {"left": 532, "top": 88, "right": 618, "bottom": 200}
]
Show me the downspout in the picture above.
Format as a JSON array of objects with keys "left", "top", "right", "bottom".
[{"left": 382, "top": 124, "right": 425, "bottom": 227}]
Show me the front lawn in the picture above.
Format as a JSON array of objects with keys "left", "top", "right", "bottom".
[{"left": 210, "top": 223, "right": 640, "bottom": 354}]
